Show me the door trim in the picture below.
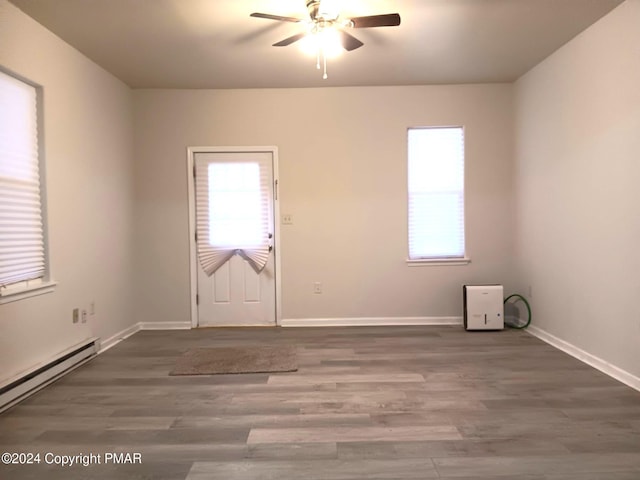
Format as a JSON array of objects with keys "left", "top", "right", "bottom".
[{"left": 186, "top": 146, "right": 281, "bottom": 328}]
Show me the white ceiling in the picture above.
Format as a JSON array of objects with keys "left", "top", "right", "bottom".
[{"left": 9, "top": 0, "right": 624, "bottom": 89}]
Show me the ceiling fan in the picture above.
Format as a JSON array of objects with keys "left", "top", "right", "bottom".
[{"left": 250, "top": 0, "right": 401, "bottom": 78}]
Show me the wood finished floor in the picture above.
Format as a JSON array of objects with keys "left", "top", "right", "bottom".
[{"left": 1, "top": 326, "right": 639, "bottom": 479}]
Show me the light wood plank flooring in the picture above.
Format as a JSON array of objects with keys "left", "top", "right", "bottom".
[{"left": 1, "top": 326, "right": 639, "bottom": 479}]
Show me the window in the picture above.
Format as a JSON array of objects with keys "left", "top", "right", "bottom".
[
  {"left": 194, "top": 152, "right": 273, "bottom": 276},
  {"left": 0, "top": 69, "right": 53, "bottom": 302},
  {"left": 208, "top": 162, "right": 266, "bottom": 248},
  {"left": 407, "top": 126, "right": 467, "bottom": 263}
]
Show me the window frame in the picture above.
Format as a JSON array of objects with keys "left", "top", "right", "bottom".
[
  {"left": 0, "top": 67, "right": 55, "bottom": 304},
  {"left": 406, "top": 125, "right": 470, "bottom": 267}
]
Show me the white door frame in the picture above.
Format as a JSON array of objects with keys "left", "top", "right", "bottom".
[{"left": 186, "top": 146, "right": 282, "bottom": 328}]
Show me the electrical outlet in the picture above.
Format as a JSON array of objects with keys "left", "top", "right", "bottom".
[
  {"left": 89, "top": 301, "right": 95, "bottom": 315},
  {"left": 313, "top": 282, "right": 322, "bottom": 294},
  {"left": 528, "top": 285, "right": 533, "bottom": 299},
  {"left": 282, "top": 214, "right": 293, "bottom": 225},
  {"left": 81, "top": 309, "right": 87, "bottom": 323},
  {"left": 72, "top": 308, "right": 79, "bottom": 324}
]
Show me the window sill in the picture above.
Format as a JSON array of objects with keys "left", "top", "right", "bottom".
[
  {"left": 0, "top": 280, "right": 58, "bottom": 305},
  {"left": 407, "top": 257, "right": 471, "bottom": 267}
]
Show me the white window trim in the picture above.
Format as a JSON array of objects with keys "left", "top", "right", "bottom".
[
  {"left": 407, "top": 125, "right": 467, "bottom": 263},
  {"left": 406, "top": 257, "right": 471, "bottom": 267},
  {"left": 0, "top": 279, "right": 57, "bottom": 305}
]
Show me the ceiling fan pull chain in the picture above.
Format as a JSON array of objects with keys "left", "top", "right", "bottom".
[{"left": 323, "top": 49, "right": 328, "bottom": 79}]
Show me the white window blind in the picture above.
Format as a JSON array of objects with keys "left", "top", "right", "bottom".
[
  {"left": 208, "top": 162, "right": 267, "bottom": 248},
  {"left": 408, "top": 126, "right": 465, "bottom": 260},
  {"left": 195, "top": 154, "right": 272, "bottom": 275},
  {"left": 0, "top": 70, "right": 45, "bottom": 287}
]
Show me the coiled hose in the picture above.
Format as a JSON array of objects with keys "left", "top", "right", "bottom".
[{"left": 503, "top": 294, "right": 532, "bottom": 329}]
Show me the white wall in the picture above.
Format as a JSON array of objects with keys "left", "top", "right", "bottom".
[
  {"left": 0, "top": 0, "right": 136, "bottom": 384},
  {"left": 514, "top": 0, "right": 640, "bottom": 379},
  {"left": 133, "top": 84, "right": 515, "bottom": 324}
]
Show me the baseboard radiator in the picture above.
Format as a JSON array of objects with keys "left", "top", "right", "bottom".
[{"left": 0, "top": 338, "right": 97, "bottom": 413}]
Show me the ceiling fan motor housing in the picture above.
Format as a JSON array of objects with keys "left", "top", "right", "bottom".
[{"left": 306, "top": 0, "right": 340, "bottom": 22}]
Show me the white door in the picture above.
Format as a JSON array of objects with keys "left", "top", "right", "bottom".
[{"left": 194, "top": 150, "right": 277, "bottom": 326}]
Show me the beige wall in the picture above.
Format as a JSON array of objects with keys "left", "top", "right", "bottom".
[
  {"left": 514, "top": 0, "right": 640, "bottom": 378},
  {"left": 133, "top": 85, "right": 515, "bottom": 324},
  {"left": 0, "top": 1, "right": 136, "bottom": 383}
]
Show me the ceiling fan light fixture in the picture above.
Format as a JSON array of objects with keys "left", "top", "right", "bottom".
[
  {"left": 299, "top": 27, "right": 343, "bottom": 59},
  {"left": 298, "top": 24, "right": 344, "bottom": 79}
]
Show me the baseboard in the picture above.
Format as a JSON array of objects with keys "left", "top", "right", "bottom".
[
  {"left": 97, "top": 321, "right": 191, "bottom": 353},
  {"left": 140, "top": 321, "right": 192, "bottom": 330},
  {"left": 527, "top": 325, "right": 640, "bottom": 392},
  {"left": 280, "top": 316, "right": 463, "bottom": 327},
  {"left": 97, "top": 322, "right": 141, "bottom": 353}
]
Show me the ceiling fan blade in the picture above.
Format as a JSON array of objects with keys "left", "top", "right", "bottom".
[
  {"left": 250, "top": 12, "right": 302, "bottom": 23},
  {"left": 349, "top": 13, "right": 401, "bottom": 28},
  {"left": 338, "top": 30, "right": 364, "bottom": 52},
  {"left": 273, "top": 32, "right": 308, "bottom": 47}
]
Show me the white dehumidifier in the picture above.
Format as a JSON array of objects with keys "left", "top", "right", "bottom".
[{"left": 463, "top": 285, "right": 504, "bottom": 330}]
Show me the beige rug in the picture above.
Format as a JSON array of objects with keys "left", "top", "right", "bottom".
[{"left": 169, "top": 345, "right": 297, "bottom": 375}]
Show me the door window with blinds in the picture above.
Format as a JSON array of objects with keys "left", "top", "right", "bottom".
[
  {"left": 0, "top": 69, "right": 51, "bottom": 301},
  {"left": 407, "top": 126, "right": 467, "bottom": 263},
  {"left": 194, "top": 153, "right": 273, "bottom": 276}
]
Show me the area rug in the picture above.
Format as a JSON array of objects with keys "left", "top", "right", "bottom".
[{"left": 169, "top": 345, "right": 297, "bottom": 375}]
